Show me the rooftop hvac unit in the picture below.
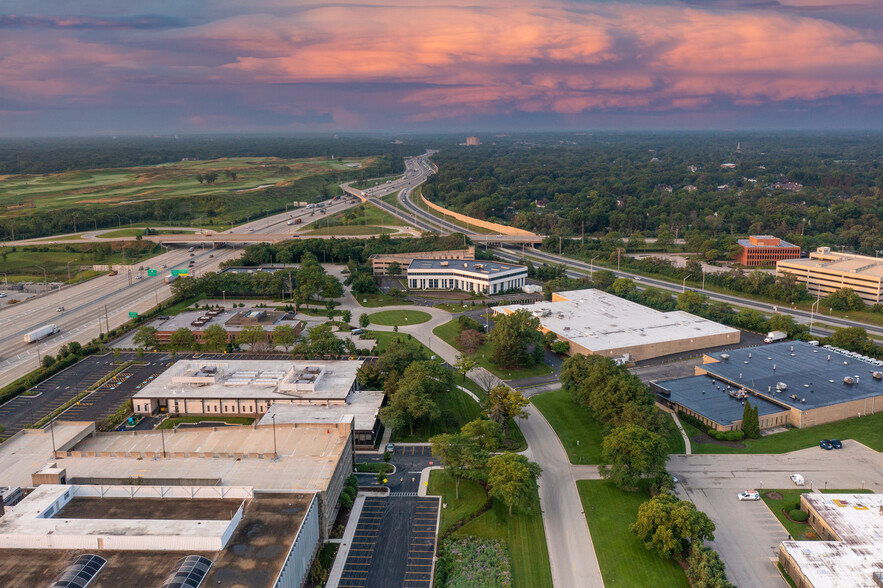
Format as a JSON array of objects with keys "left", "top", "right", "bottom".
[
  {"left": 872, "top": 371, "right": 883, "bottom": 380},
  {"left": 844, "top": 376, "right": 855, "bottom": 385},
  {"left": 776, "top": 382, "right": 788, "bottom": 391},
  {"left": 720, "top": 354, "right": 730, "bottom": 360},
  {"left": 440, "top": 261, "right": 449, "bottom": 267}
]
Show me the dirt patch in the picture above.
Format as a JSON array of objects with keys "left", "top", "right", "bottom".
[{"left": 766, "top": 491, "right": 783, "bottom": 501}]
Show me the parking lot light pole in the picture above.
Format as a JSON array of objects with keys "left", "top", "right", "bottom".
[
  {"left": 272, "top": 414, "right": 278, "bottom": 457},
  {"left": 682, "top": 277, "right": 688, "bottom": 293}
]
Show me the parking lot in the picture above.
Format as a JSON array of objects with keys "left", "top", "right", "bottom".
[
  {"left": 669, "top": 443, "right": 883, "bottom": 588},
  {"left": 339, "top": 496, "right": 440, "bottom": 588},
  {"left": 0, "top": 352, "right": 171, "bottom": 440}
]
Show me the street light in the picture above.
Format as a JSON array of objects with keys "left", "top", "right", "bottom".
[
  {"left": 35, "top": 264, "right": 47, "bottom": 285},
  {"left": 222, "top": 290, "right": 226, "bottom": 307},
  {"left": 590, "top": 255, "right": 600, "bottom": 278},
  {"left": 682, "top": 277, "right": 688, "bottom": 293},
  {"left": 271, "top": 414, "right": 278, "bottom": 457}
]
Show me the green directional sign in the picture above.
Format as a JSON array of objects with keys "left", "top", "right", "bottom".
[
  {"left": 128, "top": 311, "right": 138, "bottom": 318},
  {"left": 147, "top": 269, "right": 157, "bottom": 277},
  {"left": 179, "top": 268, "right": 189, "bottom": 275}
]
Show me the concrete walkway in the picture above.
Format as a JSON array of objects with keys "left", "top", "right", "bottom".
[
  {"left": 326, "top": 493, "right": 369, "bottom": 588},
  {"left": 657, "top": 403, "right": 692, "bottom": 455}
]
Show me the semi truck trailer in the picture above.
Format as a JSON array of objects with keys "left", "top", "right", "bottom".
[{"left": 24, "top": 324, "right": 60, "bottom": 343}]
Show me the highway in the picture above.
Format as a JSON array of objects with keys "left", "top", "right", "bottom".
[{"left": 0, "top": 190, "right": 363, "bottom": 389}]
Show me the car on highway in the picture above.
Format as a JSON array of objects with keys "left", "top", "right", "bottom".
[
  {"left": 56, "top": 306, "right": 64, "bottom": 312},
  {"left": 0, "top": 293, "right": 6, "bottom": 298},
  {"left": 209, "top": 254, "right": 214, "bottom": 258},
  {"left": 830, "top": 439, "right": 842, "bottom": 449},
  {"left": 820, "top": 440, "right": 834, "bottom": 450},
  {"left": 135, "top": 274, "right": 142, "bottom": 280},
  {"left": 189, "top": 253, "right": 195, "bottom": 257},
  {"left": 737, "top": 490, "right": 760, "bottom": 501},
  {"left": 161, "top": 264, "right": 167, "bottom": 268}
]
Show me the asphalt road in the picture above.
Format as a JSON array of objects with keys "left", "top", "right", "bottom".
[{"left": 668, "top": 444, "right": 883, "bottom": 588}]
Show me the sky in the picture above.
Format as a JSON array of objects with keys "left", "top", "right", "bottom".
[{"left": 1, "top": 0, "right": 883, "bottom": 135}]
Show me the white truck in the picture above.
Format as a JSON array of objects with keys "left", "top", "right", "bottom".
[
  {"left": 24, "top": 324, "right": 60, "bottom": 344},
  {"left": 764, "top": 330, "right": 787, "bottom": 343},
  {"left": 164, "top": 273, "right": 177, "bottom": 284}
]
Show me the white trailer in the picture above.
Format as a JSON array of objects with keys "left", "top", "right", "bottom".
[
  {"left": 165, "top": 273, "right": 177, "bottom": 284},
  {"left": 23, "top": 324, "right": 60, "bottom": 344}
]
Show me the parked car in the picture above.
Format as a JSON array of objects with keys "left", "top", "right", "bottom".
[
  {"left": 737, "top": 490, "right": 760, "bottom": 501},
  {"left": 830, "top": 439, "right": 843, "bottom": 449},
  {"left": 790, "top": 474, "right": 805, "bottom": 485},
  {"left": 820, "top": 440, "right": 834, "bottom": 450},
  {"left": 385, "top": 443, "right": 395, "bottom": 453}
]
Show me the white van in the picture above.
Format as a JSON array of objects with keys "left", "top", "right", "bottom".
[{"left": 790, "top": 474, "right": 805, "bottom": 486}]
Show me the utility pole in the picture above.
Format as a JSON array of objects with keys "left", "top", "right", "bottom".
[{"left": 105, "top": 304, "right": 110, "bottom": 334}]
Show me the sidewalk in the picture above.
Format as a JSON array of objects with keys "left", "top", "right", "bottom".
[{"left": 326, "top": 493, "right": 369, "bottom": 588}]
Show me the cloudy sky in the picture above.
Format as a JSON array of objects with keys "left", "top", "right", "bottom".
[{"left": 2, "top": 0, "right": 882, "bottom": 135}]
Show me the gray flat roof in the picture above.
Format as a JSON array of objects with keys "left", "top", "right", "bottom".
[
  {"left": 703, "top": 342, "right": 883, "bottom": 410},
  {"left": 152, "top": 308, "right": 298, "bottom": 333},
  {"left": 133, "top": 359, "right": 359, "bottom": 401},
  {"left": 259, "top": 390, "right": 384, "bottom": 431},
  {"left": 0, "top": 422, "right": 96, "bottom": 490},
  {"left": 407, "top": 259, "right": 526, "bottom": 276},
  {"left": 656, "top": 376, "right": 789, "bottom": 426}
]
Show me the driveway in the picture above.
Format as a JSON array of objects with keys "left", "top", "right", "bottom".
[{"left": 668, "top": 443, "right": 883, "bottom": 588}]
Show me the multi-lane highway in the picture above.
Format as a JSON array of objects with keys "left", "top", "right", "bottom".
[{"left": 0, "top": 191, "right": 363, "bottom": 389}]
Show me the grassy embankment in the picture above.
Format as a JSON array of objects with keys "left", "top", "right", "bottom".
[{"left": 0, "top": 243, "right": 164, "bottom": 283}]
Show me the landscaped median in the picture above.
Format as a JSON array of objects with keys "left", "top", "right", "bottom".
[
  {"left": 366, "top": 309, "right": 431, "bottom": 326},
  {"left": 157, "top": 416, "right": 254, "bottom": 430},
  {"left": 428, "top": 469, "right": 552, "bottom": 588}
]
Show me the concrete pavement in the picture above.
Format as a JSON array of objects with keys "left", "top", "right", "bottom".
[{"left": 669, "top": 443, "right": 883, "bottom": 588}]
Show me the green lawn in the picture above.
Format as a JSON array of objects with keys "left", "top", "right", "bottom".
[
  {"left": 354, "top": 293, "right": 412, "bottom": 307},
  {"left": 428, "top": 470, "right": 488, "bottom": 534},
  {"left": 433, "top": 302, "right": 482, "bottom": 313},
  {"left": 380, "top": 190, "right": 401, "bottom": 206},
  {"left": 368, "top": 309, "right": 431, "bottom": 326},
  {"left": 158, "top": 416, "right": 254, "bottom": 429},
  {"left": 433, "top": 318, "right": 553, "bottom": 380},
  {"left": 760, "top": 489, "right": 815, "bottom": 540},
  {"left": 0, "top": 243, "right": 163, "bottom": 283},
  {"left": 429, "top": 471, "right": 553, "bottom": 588},
  {"left": 820, "top": 488, "right": 874, "bottom": 493},
  {"left": 689, "top": 411, "right": 883, "bottom": 454},
  {"left": 531, "top": 389, "right": 604, "bottom": 464},
  {"left": 310, "top": 201, "right": 403, "bottom": 230},
  {"left": 390, "top": 386, "right": 481, "bottom": 443},
  {"left": 304, "top": 225, "right": 395, "bottom": 236},
  {"left": 578, "top": 480, "right": 690, "bottom": 587}
]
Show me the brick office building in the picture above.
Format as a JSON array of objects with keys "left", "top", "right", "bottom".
[{"left": 735, "top": 235, "right": 801, "bottom": 267}]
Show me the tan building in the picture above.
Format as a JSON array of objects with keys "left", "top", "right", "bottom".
[
  {"left": 465, "top": 136, "right": 481, "bottom": 146},
  {"left": 777, "top": 247, "right": 883, "bottom": 305},
  {"left": 779, "top": 493, "right": 883, "bottom": 588},
  {"left": 493, "top": 289, "right": 740, "bottom": 362},
  {"left": 370, "top": 247, "right": 474, "bottom": 275},
  {"left": 656, "top": 342, "right": 883, "bottom": 432}
]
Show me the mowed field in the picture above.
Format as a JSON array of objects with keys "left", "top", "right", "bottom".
[{"left": 0, "top": 156, "right": 371, "bottom": 215}]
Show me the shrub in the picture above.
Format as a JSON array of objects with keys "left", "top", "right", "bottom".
[
  {"left": 435, "top": 537, "right": 512, "bottom": 588},
  {"left": 789, "top": 509, "right": 809, "bottom": 522},
  {"left": 458, "top": 315, "right": 484, "bottom": 332}
]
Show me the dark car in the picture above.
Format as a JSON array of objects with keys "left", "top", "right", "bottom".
[
  {"left": 830, "top": 439, "right": 843, "bottom": 449},
  {"left": 820, "top": 440, "right": 833, "bottom": 450}
]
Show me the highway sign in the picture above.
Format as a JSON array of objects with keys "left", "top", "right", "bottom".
[
  {"left": 179, "top": 269, "right": 189, "bottom": 275},
  {"left": 128, "top": 311, "right": 138, "bottom": 318},
  {"left": 147, "top": 269, "right": 157, "bottom": 277}
]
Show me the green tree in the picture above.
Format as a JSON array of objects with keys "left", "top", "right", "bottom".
[
  {"left": 600, "top": 424, "right": 668, "bottom": 490},
  {"left": 461, "top": 419, "right": 503, "bottom": 451},
  {"left": 632, "top": 492, "right": 716, "bottom": 559},
  {"left": 169, "top": 327, "right": 196, "bottom": 350},
  {"left": 656, "top": 225, "right": 674, "bottom": 251},
  {"left": 686, "top": 542, "right": 735, "bottom": 588},
  {"left": 611, "top": 278, "right": 637, "bottom": 298},
  {"left": 454, "top": 354, "right": 476, "bottom": 381},
  {"left": 676, "top": 290, "right": 708, "bottom": 315},
  {"left": 359, "top": 313, "right": 370, "bottom": 329},
  {"left": 592, "top": 269, "right": 616, "bottom": 291},
  {"left": 379, "top": 361, "right": 452, "bottom": 435},
  {"left": 202, "top": 324, "right": 228, "bottom": 351},
  {"left": 351, "top": 273, "right": 379, "bottom": 295},
  {"left": 387, "top": 261, "right": 401, "bottom": 276},
  {"left": 741, "top": 400, "right": 760, "bottom": 439},
  {"left": 133, "top": 325, "right": 158, "bottom": 349},
  {"left": 489, "top": 309, "right": 543, "bottom": 368},
  {"left": 482, "top": 384, "right": 529, "bottom": 434},
  {"left": 341, "top": 310, "right": 352, "bottom": 324},
  {"left": 236, "top": 325, "right": 268, "bottom": 351},
  {"left": 831, "top": 326, "right": 871, "bottom": 353},
  {"left": 487, "top": 452, "right": 541, "bottom": 516},
  {"left": 272, "top": 324, "right": 297, "bottom": 352},
  {"left": 307, "top": 323, "right": 344, "bottom": 356},
  {"left": 430, "top": 432, "right": 487, "bottom": 499},
  {"left": 823, "top": 287, "right": 865, "bottom": 311}
]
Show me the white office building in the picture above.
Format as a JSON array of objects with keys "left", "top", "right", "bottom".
[{"left": 407, "top": 259, "right": 527, "bottom": 294}]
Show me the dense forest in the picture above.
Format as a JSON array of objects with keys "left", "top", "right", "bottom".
[{"left": 424, "top": 133, "right": 883, "bottom": 254}]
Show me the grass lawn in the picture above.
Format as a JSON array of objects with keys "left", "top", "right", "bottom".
[
  {"left": 531, "top": 389, "right": 604, "bottom": 464},
  {"left": 158, "top": 416, "right": 254, "bottom": 429},
  {"left": 820, "top": 488, "right": 874, "bottom": 493},
  {"left": 368, "top": 309, "right": 431, "bottom": 326},
  {"left": 428, "top": 470, "right": 488, "bottom": 535},
  {"left": 433, "top": 318, "right": 553, "bottom": 380},
  {"left": 311, "top": 201, "right": 402, "bottom": 230},
  {"left": 0, "top": 243, "right": 163, "bottom": 283},
  {"left": 390, "top": 386, "right": 481, "bottom": 443},
  {"left": 689, "top": 411, "right": 883, "bottom": 454},
  {"left": 760, "top": 489, "right": 815, "bottom": 540},
  {"left": 433, "top": 302, "right": 481, "bottom": 313},
  {"left": 380, "top": 190, "right": 401, "bottom": 205},
  {"left": 578, "top": 480, "right": 690, "bottom": 587},
  {"left": 433, "top": 473, "right": 553, "bottom": 588},
  {"left": 354, "top": 293, "right": 412, "bottom": 307},
  {"left": 304, "top": 225, "right": 395, "bottom": 236}
]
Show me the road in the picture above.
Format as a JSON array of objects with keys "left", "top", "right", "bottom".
[
  {"left": 0, "top": 191, "right": 363, "bottom": 389},
  {"left": 668, "top": 444, "right": 883, "bottom": 588}
]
